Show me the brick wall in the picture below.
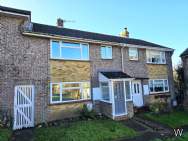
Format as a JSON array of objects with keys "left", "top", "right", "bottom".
[
  {"left": 50, "top": 60, "right": 90, "bottom": 82},
  {"left": 90, "top": 44, "right": 122, "bottom": 87},
  {"left": 0, "top": 14, "right": 49, "bottom": 124}
]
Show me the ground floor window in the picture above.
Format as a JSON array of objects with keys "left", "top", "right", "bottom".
[
  {"left": 149, "top": 79, "right": 169, "bottom": 93},
  {"left": 100, "top": 82, "right": 110, "bottom": 101},
  {"left": 50, "top": 82, "right": 90, "bottom": 103}
]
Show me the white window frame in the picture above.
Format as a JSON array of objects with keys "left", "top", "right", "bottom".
[
  {"left": 149, "top": 79, "right": 169, "bottom": 94},
  {"left": 50, "top": 40, "right": 89, "bottom": 60},
  {"left": 146, "top": 50, "right": 166, "bottom": 64},
  {"left": 101, "top": 46, "right": 112, "bottom": 59},
  {"left": 128, "top": 48, "right": 138, "bottom": 60},
  {"left": 50, "top": 82, "right": 91, "bottom": 104},
  {"left": 125, "top": 81, "right": 133, "bottom": 101}
]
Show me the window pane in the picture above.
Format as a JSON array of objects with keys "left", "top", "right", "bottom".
[
  {"left": 62, "top": 89, "right": 81, "bottom": 101},
  {"left": 101, "top": 82, "right": 110, "bottom": 101},
  {"left": 52, "top": 84, "right": 60, "bottom": 102},
  {"left": 101, "top": 46, "right": 112, "bottom": 59},
  {"left": 61, "top": 47, "right": 81, "bottom": 59},
  {"left": 129, "top": 48, "right": 138, "bottom": 60},
  {"left": 101, "top": 47, "right": 106, "bottom": 58},
  {"left": 62, "top": 42, "right": 80, "bottom": 48},
  {"left": 161, "top": 52, "right": 166, "bottom": 63},
  {"left": 154, "top": 80, "right": 164, "bottom": 92},
  {"left": 125, "top": 81, "right": 131, "bottom": 100},
  {"left": 82, "top": 82, "right": 90, "bottom": 99},
  {"left": 164, "top": 80, "right": 168, "bottom": 91},
  {"left": 149, "top": 80, "right": 154, "bottom": 92},
  {"left": 63, "top": 83, "right": 80, "bottom": 88},
  {"left": 82, "top": 44, "right": 89, "bottom": 60},
  {"left": 51, "top": 41, "right": 60, "bottom": 58},
  {"left": 106, "top": 47, "right": 112, "bottom": 59}
]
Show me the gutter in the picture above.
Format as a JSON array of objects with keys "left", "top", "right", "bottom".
[
  {"left": 22, "top": 32, "right": 174, "bottom": 52},
  {"left": 0, "top": 10, "right": 30, "bottom": 20}
]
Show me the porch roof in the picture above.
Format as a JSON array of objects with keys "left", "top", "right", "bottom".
[{"left": 101, "top": 71, "right": 132, "bottom": 79}]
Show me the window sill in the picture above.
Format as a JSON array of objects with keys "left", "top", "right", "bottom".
[
  {"left": 50, "top": 58, "right": 90, "bottom": 62},
  {"left": 100, "top": 100, "right": 112, "bottom": 104},
  {"left": 129, "top": 59, "right": 139, "bottom": 61},
  {"left": 146, "top": 62, "right": 166, "bottom": 65},
  {"left": 49, "top": 99, "right": 91, "bottom": 105},
  {"left": 149, "top": 91, "right": 170, "bottom": 95},
  {"left": 101, "top": 58, "right": 113, "bottom": 60}
]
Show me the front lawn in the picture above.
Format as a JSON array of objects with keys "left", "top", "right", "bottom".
[
  {"left": 0, "top": 127, "right": 12, "bottom": 141},
  {"left": 153, "top": 132, "right": 188, "bottom": 141},
  {"left": 35, "top": 119, "right": 137, "bottom": 141},
  {"left": 142, "top": 111, "right": 188, "bottom": 128}
]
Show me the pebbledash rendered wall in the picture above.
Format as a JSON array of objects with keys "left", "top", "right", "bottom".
[{"left": 0, "top": 14, "right": 49, "bottom": 124}]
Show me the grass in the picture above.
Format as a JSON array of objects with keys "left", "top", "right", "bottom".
[
  {"left": 153, "top": 132, "right": 188, "bottom": 141},
  {"left": 142, "top": 111, "right": 188, "bottom": 128},
  {"left": 0, "top": 127, "right": 12, "bottom": 141},
  {"left": 34, "top": 119, "right": 137, "bottom": 141}
]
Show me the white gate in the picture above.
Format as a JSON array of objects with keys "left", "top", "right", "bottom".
[{"left": 13, "top": 85, "right": 34, "bottom": 130}]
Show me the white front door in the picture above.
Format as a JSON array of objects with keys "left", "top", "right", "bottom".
[{"left": 132, "top": 81, "right": 143, "bottom": 107}]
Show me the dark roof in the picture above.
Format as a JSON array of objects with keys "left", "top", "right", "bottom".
[
  {"left": 101, "top": 71, "right": 132, "bottom": 79},
  {"left": 180, "top": 48, "right": 188, "bottom": 57},
  {"left": 0, "top": 5, "right": 31, "bottom": 15},
  {"left": 31, "top": 23, "right": 172, "bottom": 49}
]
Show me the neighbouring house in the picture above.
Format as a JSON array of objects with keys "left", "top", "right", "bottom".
[
  {"left": 180, "top": 48, "right": 188, "bottom": 107},
  {"left": 0, "top": 6, "right": 174, "bottom": 130}
]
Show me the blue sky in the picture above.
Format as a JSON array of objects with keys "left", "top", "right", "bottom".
[{"left": 1, "top": 0, "right": 188, "bottom": 66}]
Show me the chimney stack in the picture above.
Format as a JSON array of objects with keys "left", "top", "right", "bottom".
[
  {"left": 57, "top": 18, "right": 64, "bottom": 28},
  {"left": 120, "top": 27, "right": 129, "bottom": 38}
]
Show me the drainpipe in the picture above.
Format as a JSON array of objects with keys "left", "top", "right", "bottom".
[{"left": 121, "top": 44, "right": 126, "bottom": 72}]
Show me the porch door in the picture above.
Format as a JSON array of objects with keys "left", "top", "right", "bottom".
[
  {"left": 132, "top": 81, "right": 143, "bottom": 107},
  {"left": 113, "top": 81, "right": 126, "bottom": 115}
]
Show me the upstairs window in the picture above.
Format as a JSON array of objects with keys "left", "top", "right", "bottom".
[
  {"left": 149, "top": 79, "right": 169, "bottom": 93},
  {"left": 129, "top": 48, "right": 138, "bottom": 60},
  {"left": 101, "top": 46, "right": 112, "bottom": 59},
  {"left": 146, "top": 50, "right": 166, "bottom": 64},
  {"left": 51, "top": 41, "right": 89, "bottom": 60}
]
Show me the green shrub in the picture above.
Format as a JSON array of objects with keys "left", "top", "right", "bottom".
[{"left": 149, "top": 101, "right": 168, "bottom": 114}]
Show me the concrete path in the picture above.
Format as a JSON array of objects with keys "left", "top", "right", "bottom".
[{"left": 121, "top": 117, "right": 173, "bottom": 141}]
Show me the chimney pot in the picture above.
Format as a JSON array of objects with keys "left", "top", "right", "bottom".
[
  {"left": 120, "top": 27, "right": 129, "bottom": 38},
  {"left": 57, "top": 18, "right": 64, "bottom": 27}
]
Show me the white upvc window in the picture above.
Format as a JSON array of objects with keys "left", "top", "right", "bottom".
[
  {"left": 129, "top": 48, "right": 138, "bottom": 60},
  {"left": 149, "top": 79, "right": 169, "bottom": 94},
  {"left": 146, "top": 50, "right": 166, "bottom": 64},
  {"left": 51, "top": 40, "right": 89, "bottom": 60},
  {"left": 100, "top": 82, "right": 110, "bottom": 101},
  {"left": 101, "top": 46, "right": 112, "bottom": 59},
  {"left": 50, "top": 82, "right": 91, "bottom": 104}
]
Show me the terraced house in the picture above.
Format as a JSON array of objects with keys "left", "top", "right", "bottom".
[{"left": 0, "top": 6, "right": 174, "bottom": 130}]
